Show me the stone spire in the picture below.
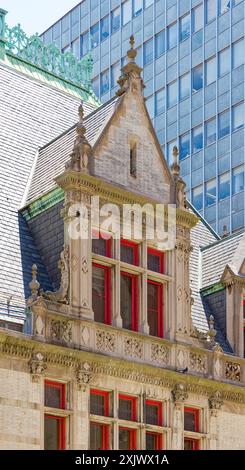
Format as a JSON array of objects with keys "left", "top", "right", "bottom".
[
  {"left": 66, "top": 101, "right": 92, "bottom": 172},
  {"left": 170, "top": 146, "right": 186, "bottom": 210},
  {"left": 117, "top": 35, "right": 145, "bottom": 96}
]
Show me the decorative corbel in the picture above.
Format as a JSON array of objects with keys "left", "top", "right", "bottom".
[
  {"left": 76, "top": 362, "right": 93, "bottom": 391},
  {"left": 171, "top": 383, "right": 188, "bottom": 407},
  {"left": 208, "top": 391, "right": 224, "bottom": 417},
  {"left": 29, "top": 352, "right": 47, "bottom": 382}
]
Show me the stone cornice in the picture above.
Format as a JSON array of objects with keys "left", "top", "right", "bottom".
[
  {"left": 221, "top": 264, "right": 245, "bottom": 289},
  {"left": 0, "top": 330, "right": 245, "bottom": 404}
]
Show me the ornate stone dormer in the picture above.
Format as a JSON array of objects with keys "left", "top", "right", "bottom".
[
  {"left": 117, "top": 35, "right": 145, "bottom": 97},
  {"left": 66, "top": 101, "right": 92, "bottom": 173}
]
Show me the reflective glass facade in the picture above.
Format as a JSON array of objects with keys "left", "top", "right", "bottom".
[{"left": 41, "top": 0, "right": 245, "bottom": 235}]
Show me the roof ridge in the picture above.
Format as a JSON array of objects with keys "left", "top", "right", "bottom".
[
  {"left": 187, "top": 201, "right": 220, "bottom": 240},
  {"left": 201, "top": 228, "right": 245, "bottom": 252}
]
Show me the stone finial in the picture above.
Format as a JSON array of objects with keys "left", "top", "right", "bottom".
[
  {"left": 29, "top": 264, "right": 40, "bottom": 299},
  {"left": 208, "top": 391, "right": 224, "bottom": 417},
  {"left": 208, "top": 315, "right": 217, "bottom": 347},
  {"left": 65, "top": 101, "right": 92, "bottom": 172},
  {"left": 171, "top": 146, "right": 180, "bottom": 177},
  {"left": 29, "top": 352, "right": 47, "bottom": 382},
  {"left": 170, "top": 146, "right": 187, "bottom": 209},
  {"left": 171, "top": 383, "right": 188, "bottom": 405},
  {"left": 117, "top": 35, "right": 144, "bottom": 96},
  {"left": 0, "top": 9, "right": 7, "bottom": 42}
]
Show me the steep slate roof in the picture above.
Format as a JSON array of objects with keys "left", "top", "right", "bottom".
[
  {"left": 26, "top": 97, "right": 118, "bottom": 205},
  {"left": 201, "top": 230, "right": 245, "bottom": 289},
  {"left": 0, "top": 54, "right": 98, "bottom": 320}
]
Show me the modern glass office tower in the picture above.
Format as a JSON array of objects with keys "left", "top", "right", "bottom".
[{"left": 41, "top": 0, "right": 245, "bottom": 235}]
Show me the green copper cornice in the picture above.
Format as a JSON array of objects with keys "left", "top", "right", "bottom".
[
  {"left": 200, "top": 282, "right": 225, "bottom": 297},
  {"left": 22, "top": 188, "right": 64, "bottom": 221}
]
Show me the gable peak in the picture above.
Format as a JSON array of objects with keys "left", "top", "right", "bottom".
[{"left": 117, "top": 35, "right": 145, "bottom": 97}]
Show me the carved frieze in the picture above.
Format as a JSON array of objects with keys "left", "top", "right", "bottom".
[
  {"left": 96, "top": 330, "right": 116, "bottom": 353},
  {"left": 124, "top": 337, "right": 143, "bottom": 359},
  {"left": 50, "top": 319, "right": 72, "bottom": 344},
  {"left": 189, "top": 352, "right": 207, "bottom": 374},
  {"left": 225, "top": 361, "right": 241, "bottom": 382},
  {"left": 151, "top": 343, "right": 170, "bottom": 366}
]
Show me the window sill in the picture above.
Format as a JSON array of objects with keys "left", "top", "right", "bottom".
[{"left": 44, "top": 407, "right": 73, "bottom": 417}]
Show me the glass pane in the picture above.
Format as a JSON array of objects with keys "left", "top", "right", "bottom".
[
  {"left": 218, "top": 110, "right": 230, "bottom": 138},
  {"left": 45, "top": 383, "right": 63, "bottom": 409},
  {"left": 219, "top": 0, "right": 230, "bottom": 15},
  {"left": 180, "top": 73, "right": 190, "bottom": 100},
  {"left": 148, "top": 252, "right": 162, "bottom": 272},
  {"left": 133, "top": 0, "right": 143, "bottom": 17},
  {"left": 146, "top": 403, "right": 159, "bottom": 425},
  {"left": 101, "top": 69, "right": 110, "bottom": 95},
  {"left": 90, "top": 423, "right": 103, "bottom": 450},
  {"left": 111, "top": 7, "right": 120, "bottom": 33},
  {"left": 121, "top": 244, "right": 136, "bottom": 264},
  {"left": 232, "top": 103, "right": 244, "bottom": 132},
  {"left": 119, "top": 428, "right": 131, "bottom": 450},
  {"left": 143, "top": 39, "right": 153, "bottom": 65},
  {"left": 148, "top": 283, "right": 160, "bottom": 337},
  {"left": 184, "top": 410, "right": 196, "bottom": 431},
  {"left": 92, "top": 237, "right": 108, "bottom": 256},
  {"left": 180, "top": 133, "right": 190, "bottom": 160},
  {"left": 155, "top": 88, "right": 165, "bottom": 115},
  {"left": 146, "top": 433, "right": 158, "bottom": 450},
  {"left": 91, "top": 23, "right": 99, "bottom": 48},
  {"left": 111, "top": 61, "right": 121, "bottom": 88},
  {"left": 122, "top": 0, "right": 132, "bottom": 25},
  {"left": 92, "top": 266, "right": 105, "bottom": 323},
  {"left": 232, "top": 39, "right": 244, "bottom": 69},
  {"left": 219, "top": 48, "right": 230, "bottom": 77},
  {"left": 167, "top": 23, "right": 177, "bottom": 49},
  {"left": 81, "top": 31, "right": 89, "bottom": 57},
  {"left": 119, "top": 398, "right": 133, "bottom": 420},
  {"left": 232, "top": 165, "right": 244, "bottom": 194},
  {"left": 155, "top": 30, "right": 165, "bottom": 58},
  {"left": 205, "top": 56, "right": 216, "bottom": 86},
  {"left": 121, "top": 275, "right": 133, "bottom": 330},
  {"left": 219, "top": 172, "right": 230, "bottom": 200},
  {"left": 192, "top": 185, "right": 203, "bottom": 210},
  {"left": 167, "top": 81, "right": 177, "bottom": 108},
  {"left": 44, "top": 416, "right": 59, "bottom": 450},
  {"left": 101, "top": 15, "right": 109, "bottom": 41},
  {"left": 180, "top": 14, "right": 190, "bottom": 42},
  {"left": 205, "top": 178, "right": 217, "bottom": 206},
  {"left": 205, "top": 118, "right": 216, "bottom": 145},
  {"left": 206, "top": 0, "right": 216, "bottom": 23},
  {"left": 90, "top": 393, "right": 106, "bottom": 416},
  {"left": 192, "top": 64, "right": 203, "bottom": 92},
  {"left": 192, "top": 126, "right": 203, "bottom": 152},
  {"left": 184, "top": 438, "right": 196, "bottom": 450},
  {"left": 192, "top": 5, "right": 203, "bottom": 32}
]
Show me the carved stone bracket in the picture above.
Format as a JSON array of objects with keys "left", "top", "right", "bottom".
[
  {"left": 76, "top": 362, "right": 93, "bottom": 390},
  {"left": 171, "top": 383, "right": 188, "bottom": 407},
  {"left": 29, "top": 352, "right": 47, "bottom": 382},
  {"left": 208, "top": 391, "right": 224, "bottom": 417}
]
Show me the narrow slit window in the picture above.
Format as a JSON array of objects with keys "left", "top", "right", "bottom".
[{"left": 130, "top": 144, "right": 137, "bottom": 177}]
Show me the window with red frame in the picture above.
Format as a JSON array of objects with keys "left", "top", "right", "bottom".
[
  {"left": 119, "top": 395, "right": 137, "bottom": 421},
  {"left": 44, "top": 415, "right": 66, "bottom": 450},
  {"left": 90, "top": 422, "right": 110, "bottom": 450},
  {"left": 92, "top": 264, "right": 111, "bottom": 324},
  {"left": 147, "top": 281, "right": 163, "bottom": 338},
  {"left": 45, "top": 381, "right": 66, "bottom": 409},
  {"left": 119, "top": 427, "right": 137, "bottom": 450},
  {"left": 184, "top": 407, "right": 199, "bottom": 432},
  {"left": 145, "top": 400, "right": 163, "bottom": 426},
  {"left": 147, "top": 248, "right": 164, "bottom": 273},
  {"left": 146, "top": 432, "right": 162, "bottom": 450},
  {"left": 90, "top": 389, "right": 110, "bottom": 417},
  {"left": 92, "top": 230, "right": 111, "bottom": 257},
  {"left": 184, "top": 438, "right": 199, "bottom": 450},
  {"left": 121, "top": 239, "right": 139, "bottom": 265},
  {"left": 120, "top": 272, "right": 138, "bottom": 331}
]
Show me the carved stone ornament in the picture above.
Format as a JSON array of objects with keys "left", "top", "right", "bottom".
[
  {"left": 65, "top": 102, "right": 92, "bottom": 172},
  {"left": 171, "top": 383, "right": 188, "bottom": 404},
  {"left": 151, "top": 344, "right": 170, "bottom": 366},
  {"left": 50, "top": 319, "right": 72, "bottom": 344},
  {"left": 208, "top": 391, "right": 224, "bottom": 416},
  {"left": 225, "top": 361, "right": 241, "bottom": 382},
  {"left": 76, "top": 362, "right": 93, "bottom": 389},
  {"left": 124, "top": 337, "right": 143, "bottom": 359},
  {"left": 96, "top": 330, "right": 116, "bottom": 353},
  {"left": 42, "top": 247, "right": 69, "bottom": 303},
  {"left": 29, "top": 352, "right": 47, "bottom": 382},
  {"left": 189, "top": 352, "right": 207, "bottom": 373}
]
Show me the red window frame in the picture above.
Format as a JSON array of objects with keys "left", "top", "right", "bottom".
[
  {"left": 121, "top": 239, "right": 139, "bottom": 266},
  {"left": 145, "top": 399, "right": 163, "bottom": 426},
  {"left": 147, "top": 280, "right": 164, "bottom": 338},
  {"left": 44, "top": 380, "right": 66, "bottom": 409},
  {"left": 90, "top": 389, "right": 110, "bottom": 417},
  {"left": 44, "top": 414, "right": 66, "bottom": 450},
  {"left": 90, "top": 422, "right": 110, "bottom": 450},
  {"left": 119, "top": 394, "right": 137, "bottom": 421},
  {"left": 92, "top": 263, "right": 111, "bottom": 325},
  {"left": 92, "top": 228, "right": 112, "bottom": 258},
  {"left": 184, "top": 438, "right": 199, "bottom": 450},
  {"left": 146, "top": 432, "right": 163, "bottom": 450},
  {"left": 184, "top": 407, "right": 199, "bottom": 432},
  {"left": 119, "top": 427, "right": 137, "bottom": 450},
  {"left": 147, "top": 248, "right": 164, "bottom": 274},
  {"left": 120, "top": 272, "right": 138, "bottom": 331}
]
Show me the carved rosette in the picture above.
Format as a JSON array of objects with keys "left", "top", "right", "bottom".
[
  {"left": 76, "top": 362, "right": 93, "bottom": 390},
  {"left": 225, "top": 361, "right": 241, "bottom": 382},
  {"left": 29, "top": 352, "right": 47, "bottom": 382},
  {"left": 208, "top": 391, "right": 224, "bottom": 417},
  {"left": 96, "top": 330, "right": 116, "bottom": 353},
  {"left": 124, "top": 337, "right": 143, "bottom": 359},
  {"left": 171, "top": 384, "right": 188, "bottom": 407}
]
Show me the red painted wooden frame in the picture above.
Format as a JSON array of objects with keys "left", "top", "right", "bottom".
[
  {"left": 147, "top": 280, "right": 164, "bottom": 338},
  {"left": 121, "top": 239, "right": 139, "bottom": 266},
  {"left": 145, "top": 399, "right": 163, "bottom": 426},
  {"left": 184, "top": 407, "right": 200, "bottom": 432},
  {"left": 121, "top": 272, "right": 138, "bottom": 331},
  {"left": 90, "top": 422, "right": 110, "bottom": 450},
  {"left": 147, "top": 248, "right": 165, "bottom": 274},
  {"left": 92, "top": 228, "right": 112, "bottom": 258},
  {"left": 146, "top": 431, "right": 163, "bottom": 450},
  {"left": 119, "top": 394, "right": 137, "bottom": 421},
  {"left": 93, "top": 263, "right": 111, "bottom": 325},
  {"left": 45, "top": 380, "right": 66, "bottom": 409},
  {"left": 45, "top": 414, "right": 66, "bottom": 450},
  {"left": 184, "top": 438, "right": 199, "bottom": 450},
  {"left": 90, "top": 389, "right": 110, "bottom": 417},
  {"left": 119, "top": 427, "right": 137, "bottom": 450}
]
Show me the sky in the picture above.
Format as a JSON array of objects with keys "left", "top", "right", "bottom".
[{"left": 2, "top": 0, "right": 80, "bottom": 36}]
